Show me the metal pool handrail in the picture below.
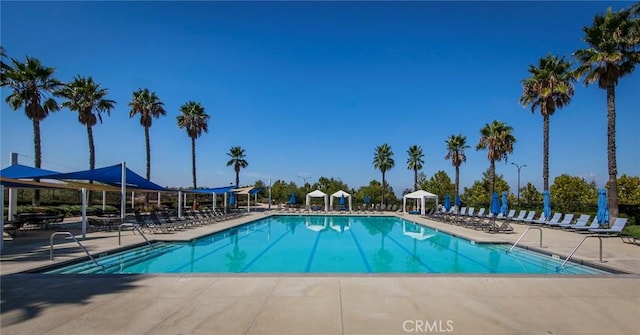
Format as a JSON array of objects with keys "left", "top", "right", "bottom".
[
  {"left": 118, "top": 223, "right": 151, "bottom": 246},
  {"left": 508, "top": 227, "right": 543, "bottom": 253},
  {"left": 50, "top": 231, "right": 103, "bottom": 270}
]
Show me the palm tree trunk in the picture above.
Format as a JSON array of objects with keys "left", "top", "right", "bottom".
[
  {"left": 33, "top": 119, "right": 41, "bottom": 206},
  {"left": 144, "top": 125, "right": 151, "bottom": 206},
  {"left": 606, "top": 86, "right": 619, "bottom": 219},
  {"left": 455, "top": 165, "right": 460, "bottom": 196},
  {"left": 235, "top": 165, "right": 240, "bottom": 187},
  {"left": 87, "top": 125, "right": 95, "bottom": 205},
  {"left": 414, "top": 168, "right": 418, "bottom": 191},
  {"left": 489, "top": 160, "right": 496, "bottom": 197},
  {"left": 381, "top": 172, "right": 386, "bottom": 207},
  {"left": 191, "top": 137, "right": 197, "bottom": 208},
  {"left": 543, "top": 114, "right": 549, "bottom": 191}
]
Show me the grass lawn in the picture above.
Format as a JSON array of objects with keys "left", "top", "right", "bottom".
[{"left": 623, "top": 225, "right": 640, "bottom": 238}]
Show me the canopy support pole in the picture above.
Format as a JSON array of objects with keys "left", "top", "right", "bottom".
[
  {"left": 120, "top": 162, "right": 126, "bottom": 220},
  {"left": 102, "top": 191, "right": 106, "bottom": 211},
  {"left": 157, "top": 192, "right": 161, "bottom": 207},
  {"left": 224, "top": 193, "right": 228, "bottom": 213},
  {"left": 81, "top": 187, "right": 87, "bottom": 239},
  {"left": 177, "top": 191, "right": 182, "bottom": 218},
  {"left": 1, "top": 185, "right": 4, "bottom": 250}
]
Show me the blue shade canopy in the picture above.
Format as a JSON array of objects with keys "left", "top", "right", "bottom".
[
  {"left": 228, "top": 192, "right": 236, "bottom": 205},
  {"left": 543, "top": 190, "right": 551, "bottom": 219},
  {"left": 597, "top": 188, "right": 609, "bottom": 227},
  {"left": 191, "top": 186, "right": 236, "bottom": 194},
  {"left": 455, "top": 194, "right": 461, "bottom": 207},
  {"left": 289, "top": 192, "right": 296, "bottom": 204},
  {"left": 364, "top": 194, "right": 370, "bottom": 204},
  {"left": 444, "top": 194, "right": 451, "bottom": 211},
  {"left": 42, "top": 163, "right": 166, "bottom": 191},
  {"left": 490, "top": 192, "right": 500, "bottom": 214},
  {"left": 500, "top": 192, "right": 508, "bottom": 216},
  {"left": 0, "top": 164, "right": 60, "bottom": 179},
  {"left": 249, "top": 188, "right": 262, "bottom": 195}
]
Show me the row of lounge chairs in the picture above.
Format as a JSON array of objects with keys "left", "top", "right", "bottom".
[
  {"left": 131, "top": 208, "right": 247, "bottom": 234},
  {"left": 275, "top": 203, "right": 400, "bottom": 214},
  {"left": 424, "top": 207, "right": 514, "bottom": 233},
  {"left": 507, "top": 210, "right": 629, "bottom": 235}
]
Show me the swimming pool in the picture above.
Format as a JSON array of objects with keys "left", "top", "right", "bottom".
[{"left": 44, "top": 215, "right": 610, "bottom": 275}]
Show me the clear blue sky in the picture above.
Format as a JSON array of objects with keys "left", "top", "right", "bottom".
[{"left": 1, "top": 1, "right": 638, "bottom": 195}]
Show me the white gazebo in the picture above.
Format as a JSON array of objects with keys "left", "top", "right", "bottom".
[
  {"left": 402, "top": 190, "right": 438, "bottom": 215},
  {"left": 330, "top": 190, "right": 352, "bottom": 212},
  {"left": 305, "top": 189, "right": 328, "bottom": 212}
]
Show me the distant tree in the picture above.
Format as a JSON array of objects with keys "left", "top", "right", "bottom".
[
  {"left": 462, "top": 168, "right": 511, "bottom": 208},
  {"left": 373, "top": 143, "right": 395, "bottom": 206},
  {"left": 617, "top": 175, "right": 640, "bottom": 205},
  {"left": 311, "top": 177, "right": 350, "bottom": 196},
  {"left": 550, "top": 174, "right": 598, "bottom": 213},
  {"left": 422, "top": 170, "right": 455, "bottom": 201},
  {"left": 177, "top": 101, "right": 210, "bottom": 207},
  {"left": 444, "top": 134, "right": 469, "bottom": 196},
  {"left": 574, "top": 6, "right": 640, "bottom": 218},
  {"left": 406, "top": 145, "right": 424, "bottom": 191},
  {"left": 476, "top": 120, "right": 516, "bottom": 197},
  {"left": 356, "top": 180, "right": 397, "bottom": 207},
  {"left": 2, "top": 56, "right": 62, "bottom": 205},
  {"left": 520, "top": 182, "right": 543, "bottom": 209},
  {"left": 226, "top": 146, "right": 248, "bottom": 188},
  {"left": 520, "top": 54, "right": 576, "bottom": 191},
  {"left": 416, "top": 172, "right": 428, "bottom": 186}
]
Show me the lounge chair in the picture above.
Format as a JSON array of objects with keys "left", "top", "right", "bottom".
[
  {"left": 570, "top": 216, "right": 601, "bottom": 232},
  {"left": 533, "top": 212, "right": 561, "bottom": 225},
  {"left": 560, "top": 214, "right": 590, "bottom": 229},
  {"left": 547, "top": 213, "right": 574, "bottom": 227},
  {"left": 589, "top": 218, "right": 628, "bottom": 235},
  {"left": 509, "top": 210, "right": 527, "bottom": 222},
  {"left": 525, "top": 212, "right": 548, "bottom": 224},
  {"left": 514, "top": 211, "right": 536, "bottom": 224}
]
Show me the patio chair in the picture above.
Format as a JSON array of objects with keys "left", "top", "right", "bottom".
[
  {"left": 588, "top": 218, "right": 628, "bottom": 235},
  {"left": 560, "top": 214, "right": 590, "bottom": 229},
  {"left": 546, "top": 213, "right": 574, "bottom": 227}
]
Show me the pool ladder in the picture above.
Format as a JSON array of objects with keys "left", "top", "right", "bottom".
[
  {"left": 557, "top": 235, "right": 604, "bottom": 271},
  {"left": 50, "top": 232, "right": 104, "bottom": 270},
  {"left": 508, "top": 227, "right": 543, "bottom": 253},
  {"left": 118, "top": 223, "right": 151, "bottom": 246}
]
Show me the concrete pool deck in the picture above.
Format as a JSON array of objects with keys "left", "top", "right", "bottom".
[{"left": 2, "top": 212, "right": 639, "bottom": 334}]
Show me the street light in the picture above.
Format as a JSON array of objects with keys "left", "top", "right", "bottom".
[{"left": 511, "top": 162, "right": 526, "bottom": 209}]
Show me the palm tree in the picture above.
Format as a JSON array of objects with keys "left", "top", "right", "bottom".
[
  {"left": 2, "top": 56, "right": 62, "bottom": 205},
  {"left": 177, "top": 101, "right": 209, "bottom": 200},
  {"left": 58, "top": 76, "right": 115, "bottom": 204},
  {"left": 128, "top": 88, "right": 166, "bottom": 181},
  {"left": 445, "top": 134, "right": 469, "bottom": 197},
  {"left": 406, "top": 145, "right": 424, "bottom": 191},
  {"left": 574, "top": 6, "right": 639, "bottom": 219},
  {"left": 476, "top": 121, "right": 516, "bottom": 197},
  {"left": 373, "top": 143, "right": 394, "bottom": 207},
  {"left": 520, "top": 54, "right": 576, "bottom": 192},
  {"left": 226, "top": 146, "right": 249, "bottom": 188}
]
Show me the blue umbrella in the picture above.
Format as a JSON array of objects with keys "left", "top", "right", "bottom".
[
  {"left": 597, "top": 188, "right": 609, "bottom": 228},
  {"left": 542, "top": 190, "right": 551, "bottom": 219},
  {"left": 490, "top": 192, "right": 500, "bottom": 214},
  {"left": 228, "top": 192, "right": 235, "bottom": 206},
  {"left": 339, "top": 194, "right": 346, "bottom": 207},
  {"left": 444, "top": 194, "right": 451, "bottom": 211},
  {"left": 455, "top": 194, "right": 461, "bottom": 207},
  {"left": 500, "top": 191, "right": 508, "bottom": 216},
  {"left": 289, "top": 192, "right": 296, "bottom": 205},
  {"left": 364, "top": 194, "right": 371, "bottom": 205}
]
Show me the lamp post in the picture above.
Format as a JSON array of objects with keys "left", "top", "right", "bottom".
[{"left": 511, "top": 162, "right": 526, "bottom": 209}]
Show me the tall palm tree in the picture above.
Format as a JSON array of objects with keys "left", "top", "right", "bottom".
[
  {"left": 58, "top": 76, "right": 115, "bottom": 204},
  {"left": 406, "top": 145, "right": 424, "bottom": 191},
  {"left": 445, "top": 134, "right": 469, "bottom": 197},
  {"left": 226, "top": 146, "right": 248, "bottom": 187},
  {"left": 177, "top": 101, "right": 209, "bottom": 199},
  {"left": 574, "top": 6, "right": 639, "bottom": 219},
  {"left": 476, "top": 121, "right": 516, "bottom": 197},
  {"left": 2, "top": 56, "right": 62, "bottom": 205},
  {"left": 128, "top": 88, "right": 166, "bottom": 181},
  {"left": 520, "top": 54, "right": 576, "bottom": 191},
  {"left": 373, "top": 143, "right": 394, "bottom": 207}
]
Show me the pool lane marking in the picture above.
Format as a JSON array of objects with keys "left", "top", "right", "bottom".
[
  {"left": 239, "top": 230, "right": 291, "bottom": 272},
  {"left": 367, "top": 222, "right": 437, "bottom": 273},
  {"left": 348, "top": 228, "right": 373, "bottom": 273},
  {"left": 304, "top": 232, "right": 323, "bottom": 272},
  {"left": 168, "top": 226, "right": 264, "bottom": 272}
]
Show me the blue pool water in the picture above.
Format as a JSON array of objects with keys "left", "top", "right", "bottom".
[{"left": 45, "top": 216, "right": 610, "bottom": 274}]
